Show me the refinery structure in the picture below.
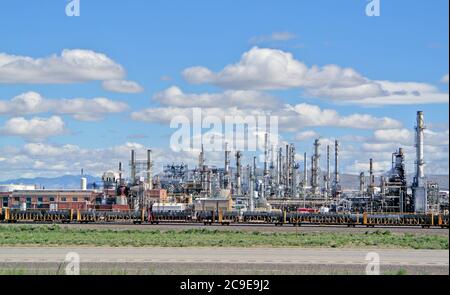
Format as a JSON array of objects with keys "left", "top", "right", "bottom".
[{"left": 0, "top": 111, "right": 448, "bottom": 226}]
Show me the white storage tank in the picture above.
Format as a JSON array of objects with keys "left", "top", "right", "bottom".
[{"left": 80, "top": 177, "right": 87, "bottom": 191}]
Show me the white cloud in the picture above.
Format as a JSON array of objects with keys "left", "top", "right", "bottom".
[
  {"left": 373, "top": 129, "right": 413, "bottom": 145},
  {"left": 0, "top": 49, "right": 125, "bottom": 84},
  {"left": 441, "top": 74, "right": 449, "bottom": 84},
  {"left": 278, "top": 103, "right": 402, "bottom": 131},
  {"left": 153, "top": 86, "right": 280, "bottom": 109},
  {"left": 0, "top": 116, "right": 65, "bottom": 142},
  {"left": 132, "top": 102, "right": 402, "bottom": 131},
  {"left": 341, "top": 81, "right": 449, "bottom": 105},
  {"left": 372, "top": 128, "right": 449, "bottom": 147},
  {"left": 0, "top": 91, "right": 129, "bottom": 121},
  {"left": 295, "top": 130, "right": 319, "bottom": 141},
  {"left": 102, "top": 80, "right": 144, "bottom": 93},
  {"left": 182, "top": 47, "right": 448, "bottom": 105},
  {"left": 183, "top": 47, "right": 369, "bottom": 91},
  {"left": 0, "top": 142, "right": 217, "bottom": 180}
]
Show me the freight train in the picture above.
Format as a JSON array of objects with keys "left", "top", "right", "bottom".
[{"left": 1, "top": 208, "right": 448, "bottom": 228}]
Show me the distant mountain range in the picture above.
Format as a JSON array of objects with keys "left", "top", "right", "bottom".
[
  {"left": 0, "top": 175, "right": 102, "bottom": 190},
  {"left": 0, "top": 174, "right": 448, "bottom": 191}
]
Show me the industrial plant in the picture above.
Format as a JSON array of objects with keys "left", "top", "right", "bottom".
[{"left": 0, "top": 111, "right": 448, "bottom": 227}]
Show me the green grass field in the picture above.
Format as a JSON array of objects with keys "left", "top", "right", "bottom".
[{"left": 0, "top": 225, "right": 447, "bottom": 249}]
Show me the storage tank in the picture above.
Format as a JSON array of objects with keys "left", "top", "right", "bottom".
[{"left": 80, "top": 177, "right": 87, "bottom": 191}]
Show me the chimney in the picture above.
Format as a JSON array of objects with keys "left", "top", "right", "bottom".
[{"left": 147, "top": 149, "right": 153, "bottom": 190}]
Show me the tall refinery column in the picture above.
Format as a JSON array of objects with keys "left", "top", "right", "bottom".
[
  {"left": 333, "top": 140, "right": 340, "bottom": 197},
  {"left": 235, "top": 151, "right": 242, "bottom": 196},
  {"left": 131, "top": 150, "right": 136, "bottom": 185},
  {"left": 324, "top": 145, "right": 331, "bottom": 199},
  {"left": 303, "top": 153, "right": 307, "bottom": 188},
  {"left": 147, "top": 149, "right": 153, "bottom": 190},
  {"left": 413, "top": 111, "right": 427, "bottom": 213},
  {"left": 368, "top": 158, "right": 375, "bottom": 195},
  {"left": 224, "top": 143, "right": 231, "bottom": 190},
  {"left": 277, "top": 148, "right": 282, "bottom": 187},
  {"left": 249, "top": 163, "right": 255, "bottom": 212},
  {"left": 311, "top": 139, "right": 320, "bottom": 196},
  {"left": 290, "top": 144, "right": 297, "bottom": 198}
]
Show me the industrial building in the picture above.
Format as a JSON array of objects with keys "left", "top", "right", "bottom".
[{"left": 1, "top": 111, "right": 448, "bottom": 217}]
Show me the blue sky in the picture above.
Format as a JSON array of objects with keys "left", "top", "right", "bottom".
[{"left": 0, "top": 0, "right": 448, "bottom": 180}]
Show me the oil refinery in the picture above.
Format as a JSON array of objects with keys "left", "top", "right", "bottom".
[{"left": 0, "top": 111, "right": 448, "bottom": 227}]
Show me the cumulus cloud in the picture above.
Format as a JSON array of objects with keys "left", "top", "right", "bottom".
[
  {"left": 0, "top": 116, "right": 65, "bottom": 142},
  {"left": 153, "top": 86, "right": 280, "bottom": 109},
  {"left": 278, "top": 103, "right": 402, "bottom": 131},
  {"left": 295, "top": 130, "right": 319, "bottom": 141},
  {"left": 182, "top": 47, "right": 448, "bottom": 105},
  {"left": 0, "top": 142, "right": 220, "bottom": 180},
  {"left": 0, "top": 49, "right": 126, "bottom": 84},
  {"left": 102, "top": 80, "right": 144, "bottom": 93},
  {"left": 0, "top": 92, "right": 129, "bottom": 121},
  {"left": 441, "top": 74, "right": 449, "bottom": 84},
  {"left": 341, "top": 81, "right": 449, "bottom": 105},
  {"left": 132, "top": 102, "right": 402, "bottom": 131},
  {"left": 183, "top": 47, "right": 369, "bottom": 91},
  {"left": 372, "top": 128, "right": 449, "bottom": 147}
]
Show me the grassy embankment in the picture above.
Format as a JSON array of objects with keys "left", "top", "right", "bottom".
[{"left": 0, "top": 225, "right": 447, "bottom": 249}]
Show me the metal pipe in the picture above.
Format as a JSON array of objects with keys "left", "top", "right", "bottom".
[
  {"left": 303, "top": 152, "right": 307, "bottom": 187},
  {"left": 131, "top": 150, "right": 136, "bottom": 185},
  {"left": 416, "top": 111, "right": 425, "bottom": 179},
  {"left": 236, "top": 151, "right": 242, "bottom": 196},
  {"left": 147, "top": 149, "right": 153, "bottom": 190},
  {"left": 333, "top": 140, "right": 340, "bottom": 194},
  {"left": 119, "top": 162, "right": 122, "bottom": 184},
  {"left": 224, "top": 143, "right": 231, "bottom": 190}
]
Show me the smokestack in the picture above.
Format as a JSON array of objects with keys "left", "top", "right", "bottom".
[
  {"left": 369, "top": 158, "right": 375, "bottom": 187},
  {"left": 278, "top": 148, "right": 283, "bottom": 186},
  {"left": 131, "top": 150, "right": 136, "bottom": 185},
  {"left": 264, "top": 133, "right": 269, "bottom": 177},
  {"left": 333, "top": 140, "right": 340, "bottom": 195},
  {"left": 312, "top": 139, "right": 320, "bottom": 195},
  {"left": 119, "top": 162, "right": 122, "bottom": 184},
  {"left": 236, "top": 151, "right": 242, "bottom": 196},
  {"left": 290, "top": 144, "right": 297, "bottom": 198},
  {"left": 285, "top": 144, "right": 290, "bottom": 188},
  {"left": 413, "top": 111, "right": 428, "bottom": 213},
  {"left": 416, "top": 111, "right": 425, "bottom": 179},
  {"left": 224, "top": 143, "right": 231, "bottom": 190},
  {"left": 147, "top": 149, "right": 153, "bottom": 190},
  {"left": 324, "top": 145, "right": 331, "bottom": 199},
  {"left": 303, "top": 152, "right": 307, "bottom": 187},
  {"left": 249, "top": 164, "right": 255, "bottom": 212}
]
